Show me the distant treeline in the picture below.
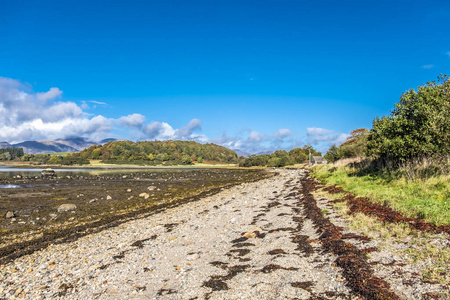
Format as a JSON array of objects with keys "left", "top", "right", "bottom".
[
  {"left": 0, "top": 147, "right": 24, "bottom": 161},
  {"left": 73, "top": 140, "right": 238, "bottom": 165},
  {"left": 239, "top": 146, "right": 321, "bottom": 167}
]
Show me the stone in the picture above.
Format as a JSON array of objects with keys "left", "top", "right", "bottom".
[
  {"left": 89, "top": 198, "right": 97, "bottom": 203},
  {"left": 127, "top": 189, "right": 132, "bottom": 192},
  {"left": 5, "top": 211, "right": 15, "bottom": 219},
  {"left": 187, "top": 253, "right": 200, "bottom": 261},
  {"left": 243, "top": 227, "right": 262, "bottom": 238},
  {"left": 106, "top": 195, "right": 112, "bottom": 200},
  {"left": 139, "top": 193, "right": 150, "bottom": 199},
  {"left": 57, "top": 204, "right": 77, "bottom": 213},
  {"left": 147, "top": 186, "right": 156, "bottom": 191}
]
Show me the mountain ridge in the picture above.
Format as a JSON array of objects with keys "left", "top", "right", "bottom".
[{"left": 0, "top": 138, "right": 118, "bottom": 154}]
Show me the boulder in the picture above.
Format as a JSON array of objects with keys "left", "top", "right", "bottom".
[
  {"left": 147, "top": 186, "right": 156, "bottom": 191},
  {"left": 106, "top": 195, "right": 112, "bottom": 200},
  {"left": 41, "top": 168, "right": 56, "bottom": 177},
  {"left": 57, "top": 204, "right": 77, "bottom": 213}
]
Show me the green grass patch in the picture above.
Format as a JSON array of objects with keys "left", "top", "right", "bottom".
[{"left": 312, "top": 164, "right": 450, "bottom": 226}]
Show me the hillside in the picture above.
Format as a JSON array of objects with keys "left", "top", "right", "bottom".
[{"left": 77, "top": 140, "right": 238, "bottom": 165}]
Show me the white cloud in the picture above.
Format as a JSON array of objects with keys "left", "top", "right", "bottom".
[
  {"left": 275, "top": 128, "right": 292, "bottom": 140},
  {"left": 306, "top": 127, "right": 349, "bottom": 151},
  {"left": 141, "top": 118, "right": 206, "bottom": 142},
  {"left": 422, "top": 64, "right": 434, "bottom": 69},
  {"left": 143, "top": 121, "right": 175, "bottom": 140},
  {"left": 89, "top": 100, "right": 107, "bottom": 105},
  {"left": 118, "top": 114, "right": 146, "bottom": 127},
  {"left": 36, "top": 87, "right": 62, "bottom": 103},
  {"left": 211, "top": 128, "right": 299, "bottom": 154},
  {"left": 446, "top": 52, "right": 450, "bottom": 57},
  {"left": 249, "top": 131, "right": 264, "bottom": 142},
  {"left": 0, "top": 78, "right": 113, "bottom": 143},
  {"left": 306, "top": 127, "right": 331, "bottom": 136},
  {"left": 174, "top": 118, "right": 202, "bottom": 139}
]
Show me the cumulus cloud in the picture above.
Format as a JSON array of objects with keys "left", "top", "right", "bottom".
[
  {"left": 36, "top": 87, "right": 62, "bottom": 102},
  {"left": 141, "top": 118, "right": 206, "bottom": 142},
  {"left": 174, "top": 118, "right": 202, "bottom": 139},
  {"left": 275, "top": 128, "right": 292, "bottom": 140},
  {"left": 118, "top": 114, "right": 146, "bottom": 127},
  {"left": 0, "top": 77, "right": 113, "bottom": 143},
  {"left": 143, "top": 121, "right": 175, "bottom": 139},
  {"left": 249, "top": 131, "right": 264, "bottom": 142},
  {"left": 211, "top": 128, "right": 298, "bottom": 155},
  {"left": 306, "top": 127, "right": 349, "bottom": 150},
  {"left": 306, "top": 127, "right": 331, "bottom": 136}
]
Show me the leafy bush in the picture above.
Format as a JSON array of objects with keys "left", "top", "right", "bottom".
[{"left": 367, "top": 74, "right": 450, "bottom": 161}]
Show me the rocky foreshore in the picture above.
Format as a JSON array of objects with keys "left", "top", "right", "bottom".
[{"left": 0, "top": 169, "right": 448, "bottom": 299}]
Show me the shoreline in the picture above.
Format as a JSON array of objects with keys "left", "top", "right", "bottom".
[{"left": 0, "top": 169, "right": 273, "bottom": 265}]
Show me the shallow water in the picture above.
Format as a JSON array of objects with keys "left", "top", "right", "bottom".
[
  {"left": 0, "top": 166, "right": 197, "bottom": 178},
  {"left": 0, "top": 184, "right": 21, "bottom": 188}
]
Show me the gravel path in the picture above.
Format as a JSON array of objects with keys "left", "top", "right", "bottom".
[{"left": 0, "top": 169, "right": 447, "bottom": 299}]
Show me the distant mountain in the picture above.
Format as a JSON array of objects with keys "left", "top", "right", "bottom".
[
  {"left": 0, "top": 137, "right": 119, "bottom": 154},
  {"left": 100, "top": 138, "right": 119, "bottom": 144},
  {"left": 255, "top": 151, "right": 273, "bottom": 155},
  {"left": 234, "top": 149, "right": 251, "bottom": 157},
  {"left": 0, "top": 142, "right": 11, "bottom": 148},
  {"left": 13, "top": 140, "right": 79, "bottom": 154}
]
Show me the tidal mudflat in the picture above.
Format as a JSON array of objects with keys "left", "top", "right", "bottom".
[{"left": 0, "top": 168, "right": 272, "bottom": 263}]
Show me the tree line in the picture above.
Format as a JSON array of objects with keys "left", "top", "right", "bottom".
[
  {"left": 0, "top": 147, "right": 24, "bottom": 161},
  {"left": 73, "top": 140, "right": 238, "bottom": 165},
  {"left": 239, "top": 146, "right": 321, "bottom": 167}
]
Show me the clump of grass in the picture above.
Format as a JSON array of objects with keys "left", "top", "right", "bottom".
[{"left": 312, "top": 161, "right": 450, "bottom": 226}]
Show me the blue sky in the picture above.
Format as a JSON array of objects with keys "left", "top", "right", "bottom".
[{"left": 1, "top": 0, "right": 449, "bottom": 153}]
